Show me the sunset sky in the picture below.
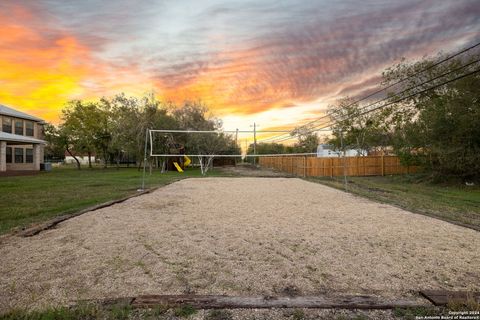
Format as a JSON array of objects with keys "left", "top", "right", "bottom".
[{"left": 0, "top": 0, "right": 479, "bottom": 133}]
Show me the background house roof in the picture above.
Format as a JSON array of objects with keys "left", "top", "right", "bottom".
[
  {"left": 0, "top": 104, "right": 45, "bottom": 122},
  {"left": 0, "top": 131, "right": 46, "bottom": 144}
]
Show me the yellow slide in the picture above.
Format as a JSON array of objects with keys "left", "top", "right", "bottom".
[
  {"left": 173, "top": 162, "right": 184, "bottom": 172},
  {"left": 184, "top": 156, "right": 191, "bottom": 167}
]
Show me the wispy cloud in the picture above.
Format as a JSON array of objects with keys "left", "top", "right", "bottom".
[{"left": 0, "top": 0, "right": 479, "bottom": 125}]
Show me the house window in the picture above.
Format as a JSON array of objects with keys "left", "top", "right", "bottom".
[
  {"left": 2, "top": 117, "right": 12, "bottom": 133},
  {"left": 6, "top": 147, "right": 12, "bottom": 163},
  {"left": 15, "top": 120, "right": 24, "bottom": 135},
  {"left": 14, "top": 148, "right": 24, "bottom": 163},
  {"left": 26, "top": 122, "right": 34, "bottom": 136},
  {"left": 26, "top": 148, "right": 33, "bottom": 163}
]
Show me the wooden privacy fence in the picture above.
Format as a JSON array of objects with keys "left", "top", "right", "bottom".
[{"left": 259, "top": 155, "right": 416, "bottom": 177}]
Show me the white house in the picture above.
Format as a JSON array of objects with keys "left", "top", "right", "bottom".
[
  {"left": 316, "top": 144, "right": 365, "bottom": 158},
  {"left": 64, "top": 152, "right": 96, "bottom": 165}
]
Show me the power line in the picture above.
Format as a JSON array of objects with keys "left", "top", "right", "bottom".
[
  {"left": 149, "top": 129, "right": 299, "bottom": 133},
  {"left": 257, "top": 39, "right": 480, "bottom": 143},
  {"left": 258, "top": 128, "right": 331, "bottom": 143},
  {"left": 303, "top": 39, "right": 480, "bottom": 128},
  {"left": 264, "top": 58, "right": 476, "bottom": 142},
  {"left": 307, "top": 66, "right": 480, "bottom": 133},
  {"left": 303, "top": 56, "right": 480, "bottom": 133},
  {"left": 266, "top": 61, "right": 480, "bottom": 143},
  {"left": 263, "top": 47, "right": 480, "bottom": 142}
]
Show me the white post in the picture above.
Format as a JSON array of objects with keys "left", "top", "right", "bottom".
[
  {"left": 235, "top": 128, "right": 239, "bottom": 165},
  {"left": 141, "top": 129, "right": 149, "bottom": 190},
  {"left": 253, "top": 122, "right": 257, "bottom": 166},
  {"left": 0, "top": 141, "right": 6, "bottom": 172},
  {"left": 340, "top": 131, "right": 347, "bottom": 190},
  {"left": 33, "top": 144, "right": 41, "bottom": 171},
  {"left": 198, "top": 156, "right": 205, "bottom": 175}
]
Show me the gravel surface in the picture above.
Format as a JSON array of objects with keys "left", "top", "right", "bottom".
[{"left": 0, "top": 177, "right": 479, "bottom": 313}]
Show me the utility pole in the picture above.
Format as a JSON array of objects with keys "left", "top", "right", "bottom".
[
  {"left": 244, "top": 139, "right": 248, "bottom": 162},
  {"left": 340, "top": 130, "right": 348, "bottom": 190},
  {"left": 235, "top": 128, "right": 239, "bottom": 164},
  {"left": 253, "top": 123, "right": 257, "bottom": 165}
]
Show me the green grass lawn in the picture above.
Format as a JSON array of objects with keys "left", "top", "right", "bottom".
[
  {"left": 0, "top": 166, "right": 228, "bottom": 235},
  {"left": 308, "top": 174, "right": 480, "bottom": 229}
]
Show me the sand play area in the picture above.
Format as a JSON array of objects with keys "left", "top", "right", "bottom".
[{"left": 1, "top": 177, "right": 479, "bottom": 311}]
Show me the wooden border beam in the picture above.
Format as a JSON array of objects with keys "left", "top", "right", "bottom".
[
  {"left": 96, "top": 294, "right": 428, "bottom": 310},
  {"left": 420, "top": 290, "right": 480, "bottom": 306}
]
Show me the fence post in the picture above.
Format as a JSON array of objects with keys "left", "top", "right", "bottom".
[
  {"left": 381, "top": 154, "right": 385, "bottom": 176},
  {"left": 356, "top": 156, "right": 359, "bottom": 176},
  {"left": 303, "top": 156, "right": 306, "bottom": 177},
  {"left": 330, "top": 158, "right": 333, "bottom": 177}
]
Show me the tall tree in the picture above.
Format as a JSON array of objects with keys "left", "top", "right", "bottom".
[
  {"left": 327, "top": 97, "right": 390, "bottom": 155},
  {"left": 100, "top": 94, "right": 140, "bottom": 167},
  {"left": 43, "top": 123, "right": 66, "bottom": 162},
  {"left": 61, "top": 100, "right": 112, "bottom": 168},
  {"left": 291, "top": 130, "right": 319, "bottom": 153},
  {"left": 171, "top": 101, "right": 237, "bottom": 174},
  {"left": 382, "top": 52, "right": 480, "bottom": 181}
]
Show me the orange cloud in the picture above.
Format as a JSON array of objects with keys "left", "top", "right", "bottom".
[
  {"left": 155, "top": 46, "right": 300, "bottom": 117},
  {"left": 0, "top": 5, "right": 151, "bottom": 123},
  {"left": 1, "top": 0, "right": 478, "bottom": 130},
  {"left": 0, "top": 19, "right": 85, "bottom": 118}
]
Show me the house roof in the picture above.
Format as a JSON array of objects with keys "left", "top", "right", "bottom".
[
  {"left": 0, "top": 104, "right": 45, "bottom": 122},
  {"left": 0, "top": 131, "right": 46, "bottom": 144}
]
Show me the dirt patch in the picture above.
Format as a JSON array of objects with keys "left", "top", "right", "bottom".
[
  {"left": 217, "top": 163, "right": 290, "bottom": 177},
  {"left": 0, "top": 177, "right": 479, "bottom": 312}
]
